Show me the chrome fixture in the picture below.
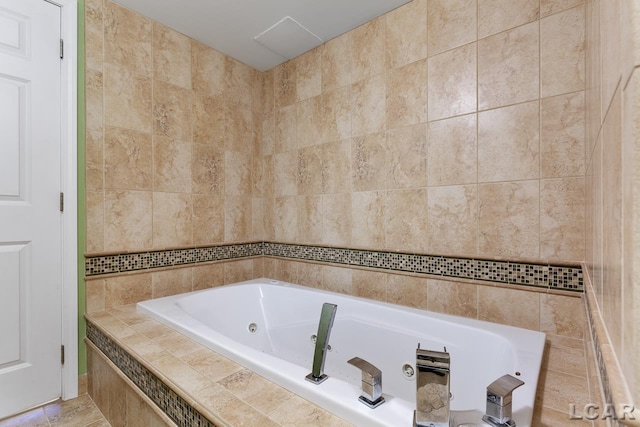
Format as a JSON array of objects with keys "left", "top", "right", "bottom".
[
  {"left": 482, "top": 374, "right": 525, "bottom": 427},
  {"left": 305, "top": 302, "right": 337, "bottom": 384},
  {"left": 347, "top": 357, "right": 385, "bottom": 408},
  {"left": 413, "top": 344, "right": 451, "bottom": 427}
]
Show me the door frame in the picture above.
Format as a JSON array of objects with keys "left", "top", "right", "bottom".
[{"left": 52, "top": 0, "right": 78, "bottom": 401}]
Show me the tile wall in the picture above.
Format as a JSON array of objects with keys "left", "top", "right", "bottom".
[
  {"left": 84, "top": 0, "right": 263, "bottom": 255},
  {"left": 260, "top": 0, "right": 586, "bottom": 263},
  {"left": 585, "top": 0, "right": 640, "bottom": 413},
  {"left": 83, "top": 0, "right": 600, "bottom": 424}
]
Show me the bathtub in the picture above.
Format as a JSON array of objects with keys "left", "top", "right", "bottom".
[{"left": 137, "top": 278, "right": 545, "bottom": 427}]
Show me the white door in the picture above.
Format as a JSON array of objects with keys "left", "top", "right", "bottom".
[{"left": 0, "top": 0, "right": 62, "bottom": 418}]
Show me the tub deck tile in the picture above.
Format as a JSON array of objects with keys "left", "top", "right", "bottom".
[{"left": 86, "top": 308, "right": 355, "bottom": 427}]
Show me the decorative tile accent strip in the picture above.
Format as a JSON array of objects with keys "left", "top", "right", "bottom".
[
  {"left": 86, "top": 321, "right": 217, "bottom": 427},
  {"left": 86, "top": 241, "right": 583, "bottom": 292}
]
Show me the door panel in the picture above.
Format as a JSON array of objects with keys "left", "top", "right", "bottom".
[{"left": 0, "top": 0, "right": 62, "bottom": 418}]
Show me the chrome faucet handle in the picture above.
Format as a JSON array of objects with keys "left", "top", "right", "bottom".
[
  {"left": 347, "top": 357, "right": 385, "bottom": 408},
  {"left": 482, "top": 374, "right": 525, "bottom": 427}
]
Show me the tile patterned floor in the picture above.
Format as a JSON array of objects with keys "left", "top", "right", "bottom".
[{"left": 0, "top": 394, "right": 109, "bottom": 427}]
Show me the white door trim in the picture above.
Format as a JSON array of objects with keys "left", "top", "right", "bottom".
[{"left": 54, "top": 0, "right": 78, "bottom": 401}]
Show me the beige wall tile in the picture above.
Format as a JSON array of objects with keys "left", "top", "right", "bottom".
[
  {"left": 428, "top": 43, "right": 476, "bottom": 121},
  {"left": 386, "top": 59, "right": 428, "bottom": 129},
  {"left": 540, "top": 177, "right": 585, "bottom": 260},
  {"left": 103, "top": 0, "right": 152, "bottom": 76},
  {"left": 252, "top": 197, "right": 265, "bottom": 240},
  {"left": 262, "top": 112, "right": 275, "bottom": 156},
  {"left": 152, "top": 192, "right": 193, "bottom": 248},
  {"left": 295, "top": 48, "right": 322, "bottom": 101},
  {"left": 478, "top": 101, "right": 540, "bottom": 182},
  {"left": 86, "top": 129, "right": 104, "bottom": 191},
  {"left": 297, "top": 146, "right": 323, "bottom": 195},
  {"left": 85, "top": 279, "right": 105, "bottom": 313},
  {"left": 152, "top": 23, "right": 191, "bottom": 89},
  {"left": 600, "top": 0, "right": 620, "bottom": 114},
  {"left": 104, "top": 127, "right": 153, "bottom": 190},
  {"left": 275, "top": 105, "right": 297, "bottom": 153},
  {"left": 223, "top": 57, "right": 254, "bottom": 109},
  {"left": 478, "top": 181, "right": 540, "bottom": 258},
  {"left": 351, "top": 75, "right": 386, "bottom": 137},
  {"left": 387, "top": 275, "right": 428, "bottom": 309},
  {"left": 105, "top": 273, "right": 153, "bottom": 308},
  {"left": 193, "top": 195, "right": 224, "bottom": 245},
  {"left": 478, "top": 286, "right": 540, "bottom": 330},
  {"left": 85, "top": 0, "right": 103, "bottom": 73},
  {"left": 540, "top": 6, "right": 586, "bottom": 98},
  {"left": 321, "top": 139, "right": 352, "bottom": 194},
  {"left": 350, "top": 17, "right": 385, "bottom": 83},
  {"left": 296, "top": 96, "right": 323, "bottom": 148},
  {"left": 427, "top": 114, "right": 477, "bottom": 186},
  {"left": 322, "top": 193, "right": 352, "bottom": 247},
  {"left": 352, "top": 270, "right": 388, "bottom": 302},
  {"left": 191, "top": 143, "right": 224, "bottom": 195},
  {"left": 297, "top": 262, "right": 323, "bottom": 288},
  {"left": 427, "top": 0, "right": 477, "bottom": 56},
  {"left": 152, "top": 268, "right": 192, "bottom": 299},
  {"left": 427, "top": 185, "right": 478, "bottom": 255},
  {"left": 191, "top": 263, "right": 224, "bottom": 291},
  {"left": 385, "top": 189, "right": 428, "bottom": 252},
  {"left": 540, "top": 294, "right": 585, "bottom": 339},
  {"left": 477, "top": 0, "right": 539, "bottom": 38},
  {"left": 321, "top": 265, "right": 353, "bottom": 294},
  {"left": 322, "top": 33, "right": 351, "bottom": 92},
  {"left": 351, "top": 191, "right": 385, "bottom": 248},
  {"left": 541, "top": 0, "right": 584, "bottom": 17},
  {"left": 225, "top": 106, "right": 255, "bottom": 153},
  {"left": 86, "top": 191, "right": 104, "bottom": 253},
  {"left": 352, "top": 133, "right": 388, "bottom": 191},
  {"left": 224, "top": 151, "right": 252, "bottom": 196},
  {"left": 386, "top": 124, "right": 428, "bottom": 189},
  {"left": 85, "top": 70, "right": 103, "bottom": 132},
  {"left": 104, "top": 63, "right": 152, "bottom": 133},
  {"left": 274, "top": 62, "right": 296, "bottom": 109},
  {"left": 224, "top": 196, "right": 252, "bottom": 242},
  {"left": 297, "top": 196, "right": 323, "bottom": 244},
  {"left": 153, "top": 80, "right": 192, "bottom": 141},
  {"left": 427, "top": 279, "right": 477, "bottom": 318},
  {"left": 274, "top": 151, "right": 298, "bottom": 196},
  {"left": 191, "top": 40, "right": 225, "bottom": 97},
  {"left": 385, "top": 0, "right": 428, "bottom": 69},
  {"left": 262, "top": 69, "right": 275, "bottom": 114},
  {"left": 153, "top": 136, "right": 191, "bottom": 193},
  {"left": 192, "top": 94, "right": 225, "bottom": 145},
  {"left": 104, "top": 190, "right": 152, "bottom": 251},
  {"left": 541, "top": 91, "right": 585, "bottom": 178},
  {"left": 224, "top": 259, "right": 254, "bottom": 284},
  {"left": 321, "top": 86, "right": 352, "bottom": 143},
  {"left": 478, "top": 22, "right": 539, "bottom": 110}
]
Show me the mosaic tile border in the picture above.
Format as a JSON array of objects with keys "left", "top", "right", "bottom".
[
  {"left": 85, "top": 242, "right": 583, "bottom": 292},
  {"left": 86, "top": 321, "right": 217, "bottom": 427}
]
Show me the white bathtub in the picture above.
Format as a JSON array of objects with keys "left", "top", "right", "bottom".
[{"left": 137, "top": 278, "right": 545, "bottom": 427}]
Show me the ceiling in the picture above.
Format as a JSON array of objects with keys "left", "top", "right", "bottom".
[{"left": 113, "top": 0, "right": 412, "bottom": 71}]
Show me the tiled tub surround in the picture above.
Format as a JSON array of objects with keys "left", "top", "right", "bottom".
[
  {"left": 81, "top": 0, "right": 607, "bottom": 425},
  {"left": 86, "top": 293, "right": 592, "bottom": 427},
  {"left": 85, "top": 308, "right": 352, "bottom": 427}
]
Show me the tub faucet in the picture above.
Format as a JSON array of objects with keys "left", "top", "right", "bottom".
[
  {"left": 305, "top": 302, "right": 337, "bottom": 385},
  {"left": 482, "top": 374, "right": 524, "bottom": 427},
  {"left": 347, "top": 357, "right": 385, "bottom": 408},
  {"left": 413, "top": 345, "right": 451, "bottom": 427}
]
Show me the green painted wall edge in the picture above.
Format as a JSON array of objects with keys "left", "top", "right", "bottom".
[{"left": 77, "top": 0, "right": 87, "bottom": 375}]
